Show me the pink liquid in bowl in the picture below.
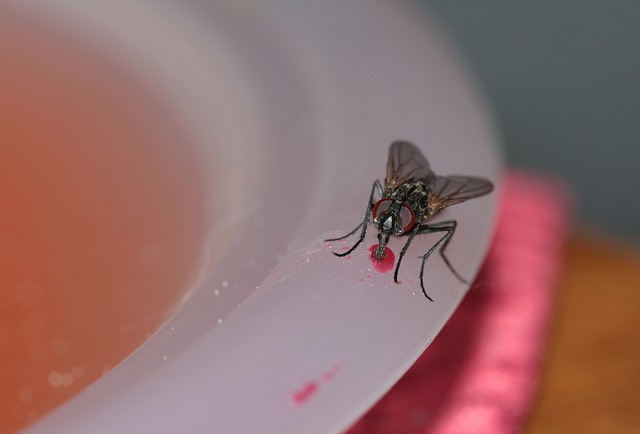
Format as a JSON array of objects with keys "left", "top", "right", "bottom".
[{"left": 0, "top": 15, "right": 208, "bottom": 433}]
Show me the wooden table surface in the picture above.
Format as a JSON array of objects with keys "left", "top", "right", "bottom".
[{"left": 524, "top": 232, "right": 640, "bottom": 434}]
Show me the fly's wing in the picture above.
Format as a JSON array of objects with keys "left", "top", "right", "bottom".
[
  {"left": 428, "top": 175, "right": 494, "bottom": 215},
  {"left": 385, "top": 141, "right": 435, "bottom": 189}
]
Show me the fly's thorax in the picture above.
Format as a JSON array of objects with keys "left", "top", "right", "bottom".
[{"left": 389, "top": 181, "right": 430, "bottom": 222}]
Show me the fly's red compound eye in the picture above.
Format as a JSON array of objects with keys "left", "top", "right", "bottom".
[
  {"left": 371, "top": 198, "right": 393, "bottom": 219},
  {"left": 400, "top": 204, "right": 415, "bottom": 232}
]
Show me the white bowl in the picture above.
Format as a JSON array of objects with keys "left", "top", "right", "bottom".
[{"left": 17, "top": 1, "right": 501, "bottom": 433}]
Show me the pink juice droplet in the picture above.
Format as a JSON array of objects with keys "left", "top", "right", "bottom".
[{"left": 368, "top": 244, "right": 395, "bottom": 273}]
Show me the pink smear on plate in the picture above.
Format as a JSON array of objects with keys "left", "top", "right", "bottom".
[
  {"left": 290, "top": 381, "right": 319, "bottom": 405},
  {"left": 289, "top": 360, "right": 346, "bottom": 406}
]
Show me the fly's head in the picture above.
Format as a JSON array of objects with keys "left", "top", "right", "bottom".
[{"left": 370, "top": 198, "right": 416, "bottom": 260}]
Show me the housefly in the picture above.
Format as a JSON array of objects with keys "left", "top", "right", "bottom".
[{"left": 326, "top": 140, "right": 493, "bottom": 301}]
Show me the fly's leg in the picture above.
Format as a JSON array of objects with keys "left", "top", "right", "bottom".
[
  {"left": 325, "top": 179, "right": 383, "bottom": 257},
  {"left": 416, "top": 220, "right": 466, "bottom": 301},
  {"left": 392, "top": 223, "right": 421, "bottom": 285},
  {"left": 324, "top": 222, "right": 363, "bottom": 243}
]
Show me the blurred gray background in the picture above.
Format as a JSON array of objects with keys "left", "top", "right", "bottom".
[{"left": 418, "top": 1, "right": 640, "bottom": 242}]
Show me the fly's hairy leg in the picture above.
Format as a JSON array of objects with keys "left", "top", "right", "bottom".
[
  {"left": 392, "top": 223, "right": 421, "bottom": 285},
  {"left": 416, "top": 220, "right": 466, "bottom": 301},
  {"left": 325, "top": 180, "right": 383, "bottom": 257}
]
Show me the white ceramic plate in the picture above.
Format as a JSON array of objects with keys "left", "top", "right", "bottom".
[{"left": 19, "top": 1, "right": 501, "bottom": 433}]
